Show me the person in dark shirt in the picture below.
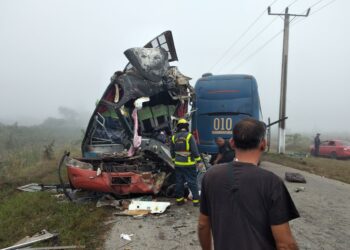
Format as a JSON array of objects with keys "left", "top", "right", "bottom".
[
  {"left": 314, "top": 133, "right": 321, "bottom": 156},
  {"left": 213, "top": 137, "right": 235, "bottom": 164},
  {"left": 198, "top": 118, "right": 300, "bottom": 250}
]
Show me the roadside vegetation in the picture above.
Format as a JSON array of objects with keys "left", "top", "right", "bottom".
[
  {"left": 262, "top": 153, "right": 350, "bottom": 184},
  {"left": 264, "top": 133, "right": 350, "bottom": 184},
  {"left": 0, "top": 120, "right": 111, "bottom": 249}
]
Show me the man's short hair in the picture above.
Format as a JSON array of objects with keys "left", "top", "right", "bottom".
[{"left": 233, "top": 118, "right": 266, "bottom": 150}]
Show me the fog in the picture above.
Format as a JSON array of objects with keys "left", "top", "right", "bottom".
[{"left": 0, "top": 0, "right": 348, "bottom": 134}]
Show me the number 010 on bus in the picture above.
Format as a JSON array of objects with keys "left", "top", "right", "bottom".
[{"left": 212, "top": 117, "right": 233, "bottom": 135}]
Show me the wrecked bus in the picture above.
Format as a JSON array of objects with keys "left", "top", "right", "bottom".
[
  {"left": 191, "top": 73, "right": 262, "bottom": 154},
  {"left": 59, "top": 31, "right": 194, "bottom": 198}
]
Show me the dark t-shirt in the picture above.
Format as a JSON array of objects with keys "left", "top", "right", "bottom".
[
  {"left": 200, "top": 162, "right": 300, "bottom": 250},
  {"left": 314, "top": 136, "right": 321, "bottom": 147},
  {"left": 218, "top": 141, "right": 235, "bottom": 163}
]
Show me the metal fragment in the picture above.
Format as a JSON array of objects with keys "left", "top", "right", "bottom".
[{"left": 2, "top": 230, "right": 57, "bottom": 250}]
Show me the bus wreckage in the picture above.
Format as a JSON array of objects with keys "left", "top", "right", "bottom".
[{"left": 58, "top": 31, "right": 194, "bottom": 198}]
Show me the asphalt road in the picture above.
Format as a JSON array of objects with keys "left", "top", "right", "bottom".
[
  {"left": 104, "top": 161, "right": 350, "bottom": 250},
  {"left": 263, "top": 161, "right": 350, "bottom": 250}
]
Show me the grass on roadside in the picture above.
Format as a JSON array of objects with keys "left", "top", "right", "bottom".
[
  {"left": 0, "top": 187, "right": 112, "bottom": 249},
  {"left": 262, "top": 153, "right": 350, "bottom": 184},
  {"left": 0, "top": 140, "right": 113, "bottom": 249}
]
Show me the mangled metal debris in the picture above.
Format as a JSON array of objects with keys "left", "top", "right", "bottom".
[
  {"left": 17, "top": 183, "right": 67, "bottom": 193},
  {"left": 17, "top": 183, "right": 44, "bottom": 192},
  {"left": 65, "top": 156, "right": 167, "bottom": 195},
  {"left": 96, "top": 194, "right": 120, "bottom": 208},
  {"left": 59, "top": 31, "right": 194, "bottom": 198},
  {"left": 2, "top": 230, "right": 58, "bottom": 250}
]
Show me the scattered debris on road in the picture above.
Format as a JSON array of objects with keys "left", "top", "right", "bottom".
[
  {"left": 173, "top": 224, "right": 187, "bottom": 230},
  {"left": 120, "top": 233, "right": 134, "bottom": 241},
  {"left": 285, "top": 172, "right": 307, "bottom": 183},
  {"left": 294, "top": 186, "right": 305, "bottom": 193},
  {"left": 114, "top": 200, "right": 171, "bottom": 217},
  {"left": 114, "top": 209, "right": 150, "bottom": 217},
  {"left": 96, "top": 194, "right": 120, "bottom": 208},
  {"left": 128, "top": 200, "right": 171, "bottom": 214}
]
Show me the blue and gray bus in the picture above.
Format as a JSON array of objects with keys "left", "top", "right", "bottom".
[{"left": 191, "top": 73, "right": 262, "bottom": 154}]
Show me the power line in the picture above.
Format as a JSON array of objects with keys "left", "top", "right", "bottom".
[
  {"left": 289, "top": 0, "right": 324, "bottom": 23},
  {"left": 290, "top": 0, "right": 330, "bottom": 24},
  {"left": 310, "top": 0, "right": 328, "bottom": 9},
  {"left": 230, "top": 0, "right": 337, "bottom": 72},
  {"left": 217, "top": 17, "right": 279, "bottom": 73},
  {"left": 207, "top": 0, "right": 281, "bottom": 72},
  {"left": 276, "top": 0, "right": 300, "bottom": 21},
  {"left": 218, "top": 0, "right": 303, "bottom": 73},
  {"left": 231, "top": 29, "right": 283, "bottom": 72},
  {"left": 309, "top": 0, "right": 337, "bottom": 16},
  {"left": 287, "top": 0, "right": 300, "bottom": 8},
  {"left": 208, "top": 11, "right": 266, "bottom": 72},
  {"left": 292, "top": 0, "right": 337, "bottom": 25}
]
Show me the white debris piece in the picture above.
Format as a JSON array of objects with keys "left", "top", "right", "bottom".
[
  {"left": 3, "top": 230, "right": 57, "bottom": 250},
  {"left": 120, "top": 233, "right": 134, "bottom": 241},
  {"left": 294, "top": 186, "right": 305, "bottom": 192},
  {"left": 17, "top": 183, "right": 42, "bottom": 192},
  {"left": 134, "top": 97, "right": 150, "bottom": 110},
  {"left": 128, "top": 201, "right": 171, "bottom": 214}
]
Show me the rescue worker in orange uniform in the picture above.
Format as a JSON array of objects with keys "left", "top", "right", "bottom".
[{"left": 170, "top": 118, "right": 204, "bottom": 207}]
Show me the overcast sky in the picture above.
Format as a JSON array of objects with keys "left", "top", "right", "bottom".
[{"left": 0, "top": 0, "right": 348, "bottom": 133}]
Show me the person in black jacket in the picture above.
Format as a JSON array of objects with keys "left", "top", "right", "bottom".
[{"left": 314, "top": 133, "right": 321, "bottom": 156}]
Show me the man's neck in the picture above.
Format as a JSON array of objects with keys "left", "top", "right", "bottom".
[{"left": 234, "top": 149, "right": 261, "bottom": 166}]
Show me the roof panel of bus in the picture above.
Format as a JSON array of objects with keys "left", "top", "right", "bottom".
[{"left": 196, "top": 74, "right": 256, "bottom": 82}]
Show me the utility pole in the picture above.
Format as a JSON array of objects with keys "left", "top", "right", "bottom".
[{"left": 268, "top": 6, "right": 310, "bottom": 154}]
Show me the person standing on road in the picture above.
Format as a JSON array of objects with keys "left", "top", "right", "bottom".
[
  {"left": 314, "top": 133, "right": 321, "bottom": 156},
  {"left": 213, "top": 137, "right": 235, "bottom": 164},
  {"left": 170, "top": 118, "right": 204, "bottom": 207},
  {"left": 198, "top": 118, "right": 300, "bottom": 250}
]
